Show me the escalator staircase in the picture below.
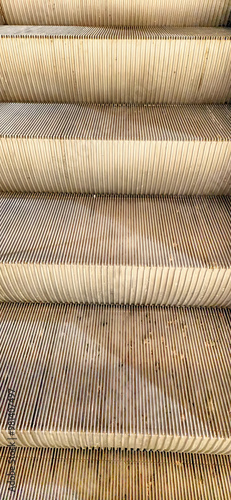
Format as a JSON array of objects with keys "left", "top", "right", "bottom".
[{"left": 0, "top": 1, "right": 230, "bottom": 498}]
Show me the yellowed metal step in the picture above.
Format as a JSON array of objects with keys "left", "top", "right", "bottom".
[
  {"left": 0, "top": 447, "right": 230, "bottom": 499},
  {"left": 0, "top": 103, "right": 230, "bottom": 195},
  {"left": 0, "top": 193, "right": 230, "bottom": 307},
  {"left": 1, "top": 0, "right": 230, "bottom": 27},
  {"left": 0, "top": 27, "right": 230, "bottom": 104},
  {"left": 1, "top": 303, "right": 230, "bottom": 453}
]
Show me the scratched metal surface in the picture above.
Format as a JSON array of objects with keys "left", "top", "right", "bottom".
[
  {"left": 0, "top": 303, "right": 230, "bottom": 453},
  {"left": 0, "top": 447, "right": 231, "bottom": 499}
]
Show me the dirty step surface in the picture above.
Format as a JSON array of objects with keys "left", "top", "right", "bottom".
[
  {"left": 0, "top": 27, "right": 230, "bottom": 104},
  {"left": 1, "top": 303, "right": 230, "bottom": 453},
  {"left": 0, "top": 447, "right": 230, "bottom": 499},
  {"left": 0, "top": 103, "right": 230, "bottom": 195},
  {"left": 1, "top": 0, "right": 230, "bottom": 27},
  {"left": 0, "top": 194, "right": 230, "bottom": 307}
]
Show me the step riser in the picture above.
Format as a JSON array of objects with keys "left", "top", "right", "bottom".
[
  {"left": 1, "top": 448, "right": 230, "bottom": 500},
  {"left": 1, "top": 139, "right": 229, "bottom": 196},
  {"left": 1, "top": 0, "right": 230, "bottom": 27},
  {"left": 1, "top": 264, "right": 230, "bottom": 307},
  {"left": 1, "top": 28, "right": 230, "bottom": 104},
  {"left": 2, "top": 194, "right": 230, "bottom": 269},
  {"left": 1, "top": 303, "right": 230, "bottom": 453},
  {"left": 1, "top": 194, "right": 230, "bottom": 307},
  {"left": 1, "top": 103, "right": 230, "bottom": 195}
]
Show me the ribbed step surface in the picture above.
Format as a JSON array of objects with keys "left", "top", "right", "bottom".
[
  {"left": 1, "top": 103, "right": 230, "bottom": 195},
  {"left": 1, "top": 0, "right": 230, "bottom": 27},
  {"left": 1, "top": 303, "right": 230, "bottom": 453},
  {"left": 0, "top": 448, "right": 230, "bottom": 500},
  {"left": 1, "top": 194, "right": 230, "bottom": 307},
  {"left": 0, "top": 27, "right": 230, "bottom": 104}
]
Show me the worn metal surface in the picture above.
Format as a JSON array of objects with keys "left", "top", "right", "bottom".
[
  {"left": 1, "top": 0, "right": 230, "bottom": 27},
  {"left": 0, "top": 27, "right": 230, "bottom": 104},
  {"left": 0, "top": 103, "right": 230, "bottom": 195},
  {"left": 0, "top": 447, "right": 231, "bottom": 499},
  {"left": 1, "top": 303, "right": 230, "bottom": 453},
  {"left": 1, "top": 193, "right": 230, "bottom": 307}
]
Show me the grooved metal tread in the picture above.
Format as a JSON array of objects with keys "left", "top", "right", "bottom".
[
  {"left": 0, "top": 194, "right": 230, "bottom": 306},
  {"left": 0, "top": 103, "right": 230, "bottom": 195},
  {"left": 0, "top": 448, "right": 230, "bottom": 500},
  {"left": 1, "top": 0, "right": 230, "bottom": 27},
  {"left": 0, "top": 26, "right": 230, "bottom": 104},
  {"left": 1, "top": 303, "right": 230, "bottom": 453},
  {"left": 2, "top": 103, "right": 230, "bottom": 141}
]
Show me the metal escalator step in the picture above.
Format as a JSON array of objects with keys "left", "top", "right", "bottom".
[
  {"left": 0, "top": 303, "right": 230, "bottom": 453},
  {"left": 1, "top": 0, "right": 230, "bottom": 27},
  {"left": 0, "top": 103, "right": 230, "bottom": 195},
  {"left": 0, "top": 193, "right": 230, "bottom": 307},
  {"left": 0, "top": 447, "right": 230, "bottom": 499},
  {"left": 0, "top": 26, "right": 230, "bottom": 104}
]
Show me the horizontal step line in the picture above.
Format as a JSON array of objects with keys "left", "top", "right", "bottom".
[{"left": 1, "top": 26, "right": 230, "bottom": 39}]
